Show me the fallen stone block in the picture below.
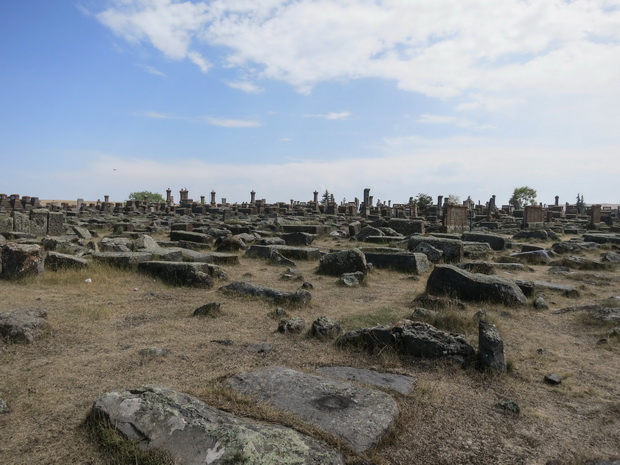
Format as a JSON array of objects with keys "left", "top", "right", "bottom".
[
  {"left": 318, "top": 248, "right": 367, "bottom": 276},
  {"left": 1, "top": 243, "right": 45, "bottom": 279},
  {"left": 0, "top": 308, "right": 50, "bottom": 343},
  {"left": 219, "top": 281, "right": 311, "bottom": 306},
  {"left": 408, "top": 236, "right": 464, "bottom": 263},
  {"left": 45, "top": 251, "right": 89, "bottom": 271},
  {"left": 138, "top": 261, "right": 215, "bottom": 287},
  {"left": 363, "top": 251, "right": 430, "bottom": 274},
  {"left": 89, "top": 385, "right": 344, "bottom": 465}
]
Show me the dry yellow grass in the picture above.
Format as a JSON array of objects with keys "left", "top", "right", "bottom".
[{"left": 1, "top": 234, "right": 619, "bottom": 464}]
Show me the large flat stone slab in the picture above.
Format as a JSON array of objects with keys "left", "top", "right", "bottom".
[
  {"left": 226, "top": 366, "right": 399, "bottom": 453},
  {"left": 315, "top": 366, "right": 415, "bottom": 395},
  {"left": 90, "top": 385, "right": 344, "bottom": 465},
  {"left": 363, "top": 251, "right": 430, "bottom": 274}
]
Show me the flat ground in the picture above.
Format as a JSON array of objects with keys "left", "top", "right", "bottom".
[{"left": 1, "top": 233, "right": 619, "bottom": 464}]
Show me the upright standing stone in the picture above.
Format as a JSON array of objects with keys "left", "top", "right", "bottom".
[
  {"left": 478, "top": 321, "right": 507, "bottom": 373},
  {"left": 47, "top": 212, "right": 64, "bottom": 236},
  {"left": 29, "top": 209, "right": 48, "bottom": 236},
  {"left": 11, "top": 211, "right": 30, "bottom": 233}
]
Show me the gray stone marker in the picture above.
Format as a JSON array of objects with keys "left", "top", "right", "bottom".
[
  {"left": 90, "top": 385, "right": 344, "bottom": 465},
  {"left": 47, "top": 211, "right": 64, "bottom": 236},
  {"left": 226, "top": 366, "right": 399, "bottom": 453},
  {"left": 12, "top": 211, "right": 30, "bottom": 233},
  {"left": 30, "top": 209, "right": 48, "bottom": 236}
]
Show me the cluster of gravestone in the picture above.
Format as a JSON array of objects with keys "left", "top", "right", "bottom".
[{"left": 2, "top": 193, "right": 620, "bottom": 464}]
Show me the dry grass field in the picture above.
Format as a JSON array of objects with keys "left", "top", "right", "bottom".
[{"left": 1, "top": 233, "right": 619, "bottom": 464}]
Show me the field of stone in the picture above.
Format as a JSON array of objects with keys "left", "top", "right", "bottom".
[{"left": 1, "top": 221, "right": 620, "bottom": 465}]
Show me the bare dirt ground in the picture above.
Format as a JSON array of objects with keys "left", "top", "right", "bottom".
[{"left": 1, "top": 234, "right": 619, "bottom": 465}]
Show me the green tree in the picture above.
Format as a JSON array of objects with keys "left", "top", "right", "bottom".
[
  {"left": 509, "top": 186, "right": 537, "bottom": 207},
  {"left": 413, "top": 193, "right": 433, "bottom": 210},
  {"left": 128, "top": 191, "right": 165, "bottom": 203}
]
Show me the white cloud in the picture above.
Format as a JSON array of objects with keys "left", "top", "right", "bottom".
[
  {"left": 303, "top": 111, "right": 351, "bottom": 121},
  {"left": 227, "top": 80, "right": 264, "bottom": 93},
  {"left": 416, "top": 114, "right": 495, "bottom": 130},
  {"left": 142, "top": 111, "right": 171, "bottom": 119},
  {"left": 204, "top": 117, "right": 262, "bottom": 128}
]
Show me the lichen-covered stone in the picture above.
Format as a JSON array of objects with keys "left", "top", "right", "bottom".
[
  {"left": 0, "top": 308, "right": 50, "bottom": 343},
  {"left": 318, "top": 249, "right": 367, "bottom": 276},
  {"left": 1, "top": 243, "right": 45, "bottom": 279},
  {"left": 89, "top": 385, "right": 344, "bottom": 465}
]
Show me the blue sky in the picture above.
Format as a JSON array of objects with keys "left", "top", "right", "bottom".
[{"left": 1, "top": 0, "right": 619, "bottom": 206}]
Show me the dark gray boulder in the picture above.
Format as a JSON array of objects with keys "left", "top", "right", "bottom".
[
  {"left": 355, "top": 226, "right": 384, "bottom": 242},
  {"left": 407, "top": 236, "right": 464, "bottom": 263},
  {"left": 45, "top": 251, "right": 89, "bottom": 271},
  {"left": 138, "top": 261, "right": 214, "bottom": 287},
  {"left": 339, "top": 271, "right": 366, "bottom": 287},
  {"left": 1, "top": 243, "right": 45, "bottom": 279},
  {"left": 278, "top": 317, "right": 306, "bottom": 334},
  {"left": 363, "top": 251, "right": 430, "bottom": 274},
  {"left": 478, "top": 321, "right": 507, "bottom": 373},
  {"left": 513, "top": 230, "right": 548, "bottom": 240},
  {"left": 461, "top": 232, "right": 506, "bottom": 250},
  {"left": 281, "top": 232, "right": 317, "bottom": 246},
  {"left": 337, "top": 320, "right": 474, "bottom": 359},
  {"left": 226, "top": 367, "right": 398, "bottom": 453},
  {"left": 193, "top": 302, "right": 222, "bottom": 317},
  {"left": 310, "top": 316, "right": 342, "bottom": 340},
  {"left": 89, "top": 385, "right": 344, "bottom": 465},
  {"left": 219, "top": 281, "right": 311, "bottom": 307},
  {"left": 318, "top": 248, "right": 367, "bottom": 276},
  {"left": 426, "top": 265, "right": 527, "bottom": 305},
  {"left": 413, "top": 242, "right": 443, "bottom": 263},
  {"left": 0, "top": 308, "right": 50, "bottom": 343},
  {"left": 551, "top": 241, "right": 598, "bottom": 254}
]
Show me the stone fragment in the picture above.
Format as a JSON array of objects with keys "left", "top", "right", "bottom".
[
  {"left": 494, "top": 399, "right": 520, "bottom": 414},
  {"left": 93, "top": 251, "right": 153, "bottom": 268},
  {"left": 193, "top": 302, "right": 222, "bottom": 317},
  {"left": 426, "top": 265, "right": 527, "bottom": 305},
  {"left": 72, "top": 225, "right": 92, "bottom": 239},
  {"left": 478, "top": 321, "right": 507, "bottom": 373},
  {"left": 138, "top": 261, "right": 214, "bottom": 287},
  {"left": 29, "top": 209, "right": 48, "bottom": 236},
  {"left": 0, "top": 308, "right": 50, "bottom": 343},
  {"left": 355, "top": 226, "right": 384, "bottom": 242},
  {"left": 281, "top": 231, "right": 317, "bottom": 246},
  {"left": 278, "top": 317, "right": 306, "bottom": 334},
  {"left": 408, "top": 236, "right": 464, "bottom": 263},
  {"left": 90, "top": 385, "right": 344, "bottom": 465},
  {"left": 1, "top": 243, "right": 45, "bottom": 279},
  {"left": 0, "top": 398, "right": 9, "bottom": 414},
  {"left": 461, "top": 232, "right": 507, "bottom": 251},
  {"left": 220, "top": 281, "right": 311, "bottom": 306},
  {"left": 214, "top": 235, "right": 246, "bottom": 252},
  {"left": 310, "top": 316, "right": 342, "bottom": 340},
  {"left": 413, "top": 242, "right": 443, "bottom": 263},
  {"left": 226, "top": 367, "right": 398, "bottom": 453},
  {"left": 363, "top": 251, "right": 430, "bottom": 274},
  {"left": 544, "top": 373, "right": 562, "bottom": 385},
  {"left": 318, "top": 248, "right": 367, "bottom": 276},
  {"left": 534, "top": 296, "right": 549, "bottom": 310},
  {"left": 339, "top": 271, "right": 366, "bottom": 287},
  {"left": 45, "top": 251, "right": 88, "bottom": 271}
]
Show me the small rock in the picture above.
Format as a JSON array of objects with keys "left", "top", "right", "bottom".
[
  {"left": 339, "top": 271, "right": 365, "bottom": 287},
  {"left": 534, "top": 296, "right": 549, "bottom": 310},
  {"left": 410, "top": 307, "right": 438, "bottom": 319},
  {"left": 270, "top": 307, "right": 288, "bottom": 318},
  {"left": 544, "top": 373, "right": 562, "bottom": 385},
  {"left": 192, "top": 302, "right": 222, "bottom": 317},
  {"left": 473, "top": 310, "right": 487, "bottom": 320},
  {"left": 608, "top": 327, "right": 620, "bottom": 338},
  {"left": 310, "top": 317, "right": 342, "bottom": 340},
  {"left": 138, "top": 347, "right": 171, "bottom": 363},
  {"left": 211, "top": 339, "right": 234, "bottom": 346},
  {"left": 301, "top": 281, "right": 314, "bottom": 289},
  {"left": 494, "top": 399, "right": 520, "bottom": 414},
  {"left": 597, "top": 338, "right": 608, "bottom": 345},
  {"left": 478, "top": 321, "right": 507, "bottom": 373},
  {"left": 244, "top": 342, "right": 273, "bottom": 353},
  {"left": 278, "top": 317, "right": 306, "bottom": 334},
  {"left": 0, "top": 398, "right": 10, "bottom": 414}
]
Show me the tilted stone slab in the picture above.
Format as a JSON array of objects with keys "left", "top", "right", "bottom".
[
  {"left": 169, "top": 230, "right": 213, "bottom": 244},
  {"left": 246, "top": 245, "right": 320, "bottom": 261},
  {"left": 138, "top": 261, "right": 215, "bottom": 287},
  {"left": 45, "top": 251, "right": 89, "bottom": 271},
  {"left": 426, "top": 265, "right": 527, "bottom": 305},
  {"left": 219, "top": 281, "right": 311, "bottom": 307},
  {"left": 457, "top": 261, "right": 528, "bottom": 274},
  {"left": 226, "top": 367, "right": 399, "bottom": 453},
  {"left": 408, "top": 236, "right": 464, "bottom": 263},
  {"left": 363, "top": 251, "right": 430, "bottom": 274},
  {"left": 514, "top": 279, "right": 579, "bottom": 298},
  {"left": 92, "top": 252, "right": 153, "bottom": 268},
  {"left": 316, "top": 366, "right": 415, "bottom": 395},
  {"left": 90, "top": 385, "right": 344, "bottom": 465},
  {"left": 0, "top": 308, "right": 50, "bottom": 343}
]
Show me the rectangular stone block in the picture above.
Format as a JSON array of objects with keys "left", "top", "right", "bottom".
[
  {"left": 12, "top": 210, "right": 30, "bottom": 233},
  {"left": 0, "top": 216, "right": 13, "bottom": 233},
  {"left": 47, "top": 212, "right": 65, "bottom": 236},
  {"left": 30, "top": 209, "right": 49, "bottom": 236}
]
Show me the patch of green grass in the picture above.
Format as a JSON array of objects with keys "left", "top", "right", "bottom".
[{"left": 339, "top": 306, "right": 402, "bottom": 330}]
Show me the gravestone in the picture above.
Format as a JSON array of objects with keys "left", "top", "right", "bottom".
[
  {"left": 590, "top": 204, "right": 602, "bottom": 225},
  {"left": 443, "top": 204, "right": 469, "bottom": 233},
  {"left": 523, "top": 205, "right": 545, "bottom": 226},
  {"left": 29, "top": 209, "right": 48, "bottom": 236},
  {"left": 11, "top": 211, "right": 30, "bottom": 233},
  {"left": 47, "top": 212, "right": 64, "bottom": 236}
]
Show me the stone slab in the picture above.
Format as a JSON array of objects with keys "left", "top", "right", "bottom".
[{"left": 315, "top": 366, "right": 415, "bottom": 395}]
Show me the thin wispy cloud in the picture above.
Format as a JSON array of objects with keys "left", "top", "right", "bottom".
[
  {"left": 137, "top": 64, "right": 166, "bottom": 77},
  {"left": 204, "top": 117, "right": 262, "bottom": 128},
  {"left": 417, "top": 114, "right": 495, "bottom": 130},
  {"left": 227, "top": 81, "right": 264, "bottom": 93},
  {"left": 303, "top": 111, "right": 351, "bottom": 121},
  {"left": 142, "top": 111, "right": 171, "bottom": 119}
]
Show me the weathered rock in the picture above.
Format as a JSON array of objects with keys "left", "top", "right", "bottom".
[
  {"left": 90, "top": 385, "right": 344, "bottom": 465},
  {"left": 1, "top": 243, "right": 45, "bottom": 279},
  {"left": 310, "top": 316, "right": 342, "bottom": 340},
  {"left": 193, "top": 302, "right": 222, "bottom": 317},
  {"left": 461, "top": 232, "right": 507, "bottom": 251},
  {"left": 93, "top": 251, "right": 153, "bottom": 268},
  {"left": 45, "top": 251, "right": 89, "bottom": 271},
  {"left": 544, "top": 373, "right": 562, "bottom": 385},
  {"left": 219, "top": 281, "right": 311, "bottom": 307},
  {"left": 339, "top": 271, "right": 366, "bottom": 287},
  {"left": 534, "top": 296, "right": 549, "bottom": 310},
  {"left": 509, "top": 250, "right": 553, "bottom": 264},
  {"left": 316, "top": 366, "right": 415, "bottom": 395},
  {"left": 363, "top": 251, "right": 430, "bottom": 274},
  {"left": 245, "top": 245, "right": 319, "bottom": 262},
  {"left": 410, "top": 307, "right": 438, "bottom": 319},
  {"left": 278, "top": 317, "right": 306, "bottom": 334},
  {"left": 426, "top": 265, "right": 527, "bottom": 305},
  {"left": 494, "top": 399, "right": 520, "bottom": 414},
  {"left": 281, "top": 232, "right": 317, "bottom": 246},
  {"left": 214, "top": 235, "right": 246, "bottom": 252},
  {"left": 551, "top": 241, "right": 598, "bottom": 254},
  {"left": 226, "top": 367, "right": 398, "bottom": 453},
  {"left": 337, "top": 320, "right": 475, "bottom": 359},
  {"left": 463, "top": 241, "right": 493, "bottom": 259},
  {"left": 582, "top": 233, "right": 620, "bottom": 245},
  {"left": 478, "top": 321, "right": 506, "bottom": 373},
  {"left": 0, "top": 398, "right": 9, "bottom": 414},
  {"left": 98, "top": 237, "right": 132, "bottom": 253},
  {"left": 602, "top": 252, "right": 620, "bottom": 263},
  {"left": 408, "top": 236, "right": 464, "bottom": 263},
  {"left": 515, "top": 280, "right": 579, "bottom": 298},
  {"left": 410, "top": 293, "right": 465, "bottom": 310},
  {"left": 0, "top": 308, "right": 50, "bottom": 343},
  {"left": 72, "top": 225, "right": 92, "bottom": 239},
  {"left": 355, "top": 226, "right": 384, "bottom": 242},
  {"left": 138, "top": 347, "right": 171, "bottom": 363},
  {"left": 388, "top": 218, "right": 425, "bottom": 236},
  {"left": 137, "top": 261, "right": 214, "bottom": 287},
  {"left": 513, "top": 230, "right": 548, "bottom": 240},
  {"left": 318, "top": 248, "right": 367, "bottom": 276},
  {"left": 170, "top": 230, "right": 213, "bottom": 244},
  {"left": 413, "top": 242, "right": 443, "bottom": 263}
]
